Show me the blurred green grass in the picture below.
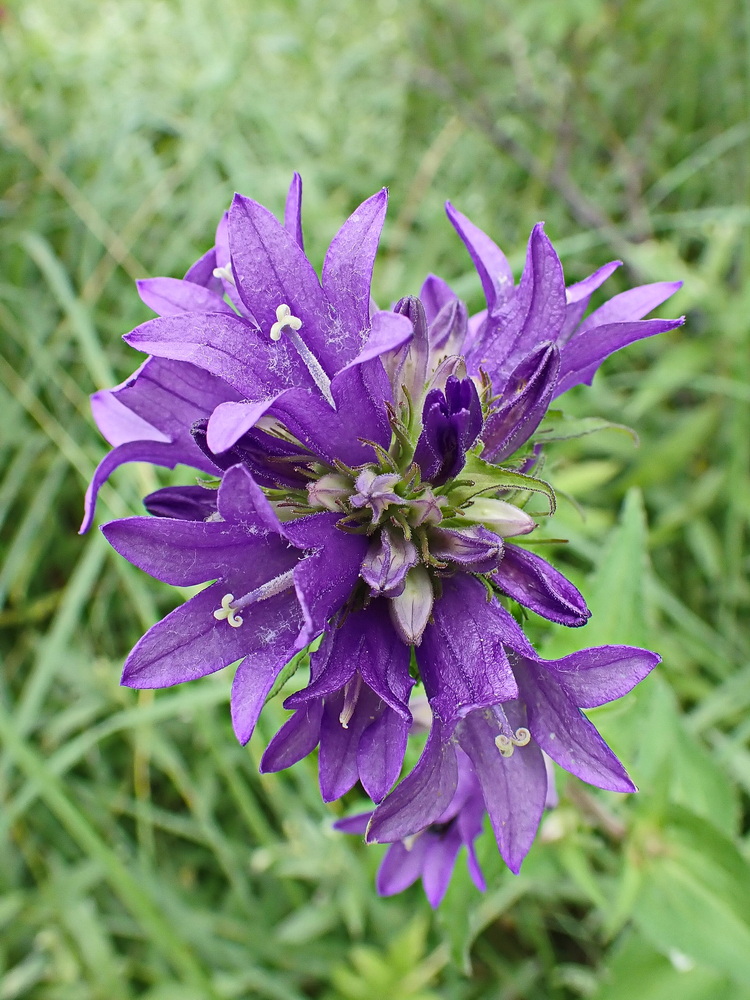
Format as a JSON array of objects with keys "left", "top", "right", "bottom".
[{"left": 1, "top": 0, "right": 749, "bottom": 996}]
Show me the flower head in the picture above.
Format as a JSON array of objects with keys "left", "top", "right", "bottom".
[{"left": 86, "top": 174, "right": 681, "bottom": 901}]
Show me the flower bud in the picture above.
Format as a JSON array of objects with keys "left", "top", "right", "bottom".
[
  {"left": 389, "top": 565, "right": 434, "bottom": 645},
  {"left": 462, "top": 498, "right": 536, "bottom": 537},
  {"left": 307, "top": 473, "right": 351, "bottom": 511}
]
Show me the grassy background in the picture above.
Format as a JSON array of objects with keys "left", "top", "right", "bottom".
[{"left": 1, "top": 0, "right": 749, "bottom": 996}]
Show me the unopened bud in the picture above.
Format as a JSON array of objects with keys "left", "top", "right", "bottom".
[
  {"left": 307, "top": 473, "right": 351, "bottom": 512},
  {"left": 463, "top": 497, "right": 536, "bottom": 537}
]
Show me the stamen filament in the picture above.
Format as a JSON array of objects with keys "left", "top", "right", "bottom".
[
  {"left": 268, "top": 304, "right": 335, "bottom": 408},
  {"left": 339, "top": 673, "right": 363, "bottom": 729}
]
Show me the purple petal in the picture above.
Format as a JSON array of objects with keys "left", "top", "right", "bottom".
[
  {"left": 367, "top": 723, "right": 459, "bottom": 843},
  {"left": 284, "top": 172, "right": 304, "bottom": 250},
  {"left": 137, "top": 277, "right": 234, "bottom": 317},
  {"left": 287, "top": 516, "right": 368, "bottom": 645},
  {"left": 322, "top": 190, "right": 388, "bottom": 352},
  {"left": 358, "top": 708, "right": 410, "bottom": 803},
  {"left": 228, "top": 194, "right": 340, "bottom": 374},
  {"left": 445, "top": 202, "right": 514, "bottom": 314},
  {"left": 206, "top": 397, "right": 286, "bottom": 454},
  {"left": 91, "top": 384, "right": 168, "bottom": 447},
  {"left": 101, "top": 517, "right": 276, "bottom": 587},
  {"left": 422, "top": 826, "right": 465, "bottom": 907},
  {"left": 577, "top": 280, "right": 683, "bottom": 331},
  {"left": 184, "top": 246, "right": 222, "bottom": 293},
  {"left": 419, "top": 273, "right": 457, "bottom": 323},
  {"left": 493, "top": 544, "right": 590, "bottom": 627},
  {"left": 481, "top": 343, "right": 560, "bottom": 462},
  {"left": 427, "top": 297, "right": 468, "bottom": 355},
  {"left": 143, "top": 485, "right": 217, "bottom": 521},
  {"left": 318, "top": 687, "right": 381, "bottom": 801},
  {"left": 513, "top": 657, "right": 636, "bottom": 792},
  {"left": 336, "top": 310, "right": 413, "bottom": 374},
  {"left": 556, "top": 316, "right": 685, "bottom": 396},
  {"left": 543, "top": 645, "right": 660, "bottom": 708},
  {"left": 260, "top": 701, "right": 325, "bottom": 772},
  {"left": 560, "top": 261, "right": 621, "bottom": 341},
  {"left": 419, "top": 575, "right": 519, "bottom": 726},
  {"left": 458, "top": 706, "right": 547, "bottom": 874},
  {"left": 121, "top": 585, "right": 302, "bottom": 689},
  {"left": 334, "top": 812, "right": 371, "bottom": 835},
  {"left": 376, "top": 839, "right": 429, "bottom": 896},
  {"left": 230, "top": 629, "right": 304, "bottom": 746},
  {"left": 361, "top": 527, "right": 419, "bottom": 597},
  {"left": 124, "top": 313, "right": 313, "bottom": 399},
  {"left": 81, "top": 438, "right": 216, "bottom": 534},
  {"left": 427, "top": 526, "right": 504, "bottom": 574}
]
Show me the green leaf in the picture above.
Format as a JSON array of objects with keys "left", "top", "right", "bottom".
[{"left": 534, "top": 411, "right": 639, "bottom": 445}]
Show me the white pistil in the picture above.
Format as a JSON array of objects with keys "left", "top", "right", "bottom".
[
  {"left": 213, "top": 593, "right": 243, "bottom": 628},
  {"left": 495, "top": 727, "right": 531, "bottom": 758},
  {"left": 213, "top": 569, "right": 296, "bottom": 629},
  {"left": 339, "top": 673, "right": 363, "bottom": 729},
  {"left": 212, "top": 264, "right": 236, "bottom": 286},
  {"left": 269, "top": 303, "right": 335, "bottom": 408}
]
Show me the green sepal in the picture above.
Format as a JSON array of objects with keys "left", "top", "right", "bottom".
[
  {"left": 533, "top": 410, "right": 639, "bottom": 445},
  {"left": 449, "top": 450, "right": 556, "bottom": 514}
]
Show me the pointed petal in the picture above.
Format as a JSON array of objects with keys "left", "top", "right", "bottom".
[
  {"left": 91, "top": 385, "right": 169, "bottom": 447},
  {"left": 137, "top": 277, "right": 234, "bottom": 316},
  {"left": 318, "top": 688, "right": 381, "bottom": 801},
  {"left": 230, "top": 625, "right": 304, "bottom": 745},
  {"left": 81, "top": 439, "right": 215, "bottom": 534},
  {"left": 560, "top": 261, "right": 621, "bottom": 340},
  {"left": 206, "top": 396, "right": 286, "bottom": 454},
  {"left": 228, "top": 194, "right": 341, "bottom": 373},
  {"left": 493, "top": 544, "right": 590, "bottom": 627},
  {"left": 260, "top": 701, "right": 324, "bottom": 772},
  {"left": 184, "top": 246, "right": 222, "bottom": 293},
  {"left": 555, "top": 316, "right": 685, "bottom": 396},
  {"left": 578, "top": 280, "right": 683, "bottom": 331},
  {"left": 358, "top": 708, "right": 409, "bottom": 802},
  {"left": 284, "top": 172, "right": 304, "bottom": 250},
  {"left": 376, "top": 840, "right": 428, "bottom": 896},
  {"left": 543, "top": 645, "right": 660, "bottom": 708},
  {"left": 458, "top": 707, "right": 547, "bottom": 874},
  {"left": 420, "top": 273, "right": 457, "bottom": 323},
  {"left": 513, "top": 657, "right": 636, "bottom": 792},
  {"left": 445, "top": 202, "right": 514, "bottom": 314},
  {"left": 419, "top": 576, "right": 519, "bottom": 726},
  {"left": 367, "top": 723, "right": 459, "bottom": 843},
  {"left": 422, "top": 827, "right": 464, "bottom": 907},
  {"left": 322, "top": 190, "right": 388, "bottom": 351},
  {"left": 336, "top": 310, "right": 413, "bottom": 373}
]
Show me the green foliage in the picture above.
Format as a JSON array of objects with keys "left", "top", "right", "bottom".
[{"left": 1, "top": 0, "right": 748, "bottom": 996}]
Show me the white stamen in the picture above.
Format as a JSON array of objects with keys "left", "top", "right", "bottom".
[
  {"left": 495, "top": 727, "right": 532, "bottom": 758},
  {"left": 268, "top": 303, "right": 335, "bottom": 407},
  {"left": 269, "top": 303, "right": 303, "bottom": 342},
  {"left": 213, "top": 593, "right": 243, "bottom": 628},
  {"left": 213, "top": 569, "right": 296, "bottom": 629},
  {"left": 339, "top": 673, "right": 363, "bottom": 729},
  {"left": 212, "top": 264, "right": 236, "bottom": 286}
]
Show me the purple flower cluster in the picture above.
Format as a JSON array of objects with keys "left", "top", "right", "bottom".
[{"left": 85, "top": 175, "right": 682, "bottom": 905}]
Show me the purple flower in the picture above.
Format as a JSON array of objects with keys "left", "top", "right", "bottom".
[
  {"left": 86, "top": 176, "right": 678, "bottom": 886},
  {"left": 336, "top": 748, "right": 486, "bottom": 908}
]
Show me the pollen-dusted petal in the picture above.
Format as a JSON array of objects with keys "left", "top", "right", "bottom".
[
  {"left": 137, "top": 276, "right": 235, "bottom": 317},
  {"left": 494, "top": 544, "right": 590, "bottom": 627},
  {"left": 541, "top": 645, "right": 660, "bottom": 708},
  {"left": 367, "top": 722, "right": 459, "bottom": 843},
  {"left": 322, "top": 189, "right": 388, "bottom": 352},
  {"left": 336, "top": 310, "right": 413, "bottom": 374},
  {"left": 457, "top": 706, "right": 547, "bottom": 874},
  {"left": 512, "top": 655, "right": 636, "bottom": 792},
  {"left": 124, "top": 313, "right": 314, "bottom": 399},
  {"left": 101, "top": 517, "right": 268, "bottom": 587},
  {"left": 121, "top": 584, "right": 302, "bottom": 690},
  {"left": 419, "top": 575, "right": 519, "bottom": 726}
]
